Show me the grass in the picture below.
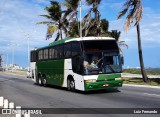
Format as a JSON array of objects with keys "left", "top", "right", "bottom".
[
  {"left": 123, "top": 78, "right": 160, "bottom": 86},
  {"left": 123, "top": 69, "right": 160, "bottom": 75},
  {"left": 4, "top": 70, "right": 27, "bottom": 76}
]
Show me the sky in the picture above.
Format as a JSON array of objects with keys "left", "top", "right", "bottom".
[{"left": 0, "top": 0, "right": 160, "bottom": 68}]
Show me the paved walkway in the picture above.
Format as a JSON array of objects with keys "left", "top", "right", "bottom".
[{"left": 122, "top": 73, "right": 160, "bottom": 78}]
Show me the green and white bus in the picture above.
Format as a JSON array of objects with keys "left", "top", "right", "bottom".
[{"left": 29, "top": 37, "right": 123, "bottom": 91}]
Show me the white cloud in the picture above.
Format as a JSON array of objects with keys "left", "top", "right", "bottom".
[
  {"left": 109, "top": 5, "right": 160, "bottom": 48},
  {"left": 0, "top": 0, "right": 53, "bottom": 53}
]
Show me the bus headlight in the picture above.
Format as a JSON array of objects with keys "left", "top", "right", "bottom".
[
  {"left": 85, "top": 79, "right": 96, "bottom": 83},
  {"left": 115, "top": 78, "right": 122, "bottom": 80}
]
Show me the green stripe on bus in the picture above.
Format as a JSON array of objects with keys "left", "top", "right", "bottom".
[
  {"left": 97, "top": 73, "right": 121, "bottom": 81},
  {"left": 36, "top": 60, "right": 64, "bottom": 86}
]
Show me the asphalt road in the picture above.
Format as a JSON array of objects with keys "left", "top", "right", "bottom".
[{"left": 0, "top": 73, "right": 160, "bottom": 117}]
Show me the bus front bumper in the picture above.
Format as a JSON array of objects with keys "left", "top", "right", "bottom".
[{"left": 84, "top": 80, "right": 123, "bottom": 91}]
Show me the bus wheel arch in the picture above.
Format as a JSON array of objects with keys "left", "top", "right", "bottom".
[{"left": 67, "top": 75, "right": 75, "bottom": 91}]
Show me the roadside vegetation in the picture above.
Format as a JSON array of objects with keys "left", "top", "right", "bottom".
[
  {"left": 123, "top": 78, "right": 160, "bottom": 86},
  {"left": 3, "top": 70, "right": 27, "bottom": 76},
  {"left": 123, "top": 69, "right": 160, "bottom": 75}
]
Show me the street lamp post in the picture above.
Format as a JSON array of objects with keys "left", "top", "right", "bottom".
[
  {"left": 79, "top": 0, "right": 82, "bottom": 38},
  {"left": 27, "top": 34, "right": 30, "bottom": 71},
  {"left": 8, "top": 44, "right": 17, "bottom": 72},
  {"left": 22, "top": 31, "right": 36, "bottom": 71}
]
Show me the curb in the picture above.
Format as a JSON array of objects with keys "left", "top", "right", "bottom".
[{"left": 123, "top": 84, "right": 160, "bottom": 89}]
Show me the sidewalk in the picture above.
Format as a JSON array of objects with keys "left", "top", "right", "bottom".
[{"left": 122, "top": 73, "right": 160, "bottom": 78}]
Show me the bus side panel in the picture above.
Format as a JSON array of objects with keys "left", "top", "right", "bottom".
[
  {"left": 36, "top": 60, "right": 64, "bottom": 86},
  {"left": 63, "top": 59, "right": 85, "bottom": 91},
  {"left": 74, "top": 74, "right": 85, "bottom": 91},
  {"left": 30, "top": 62, "right": 36, "bottom": 83}
]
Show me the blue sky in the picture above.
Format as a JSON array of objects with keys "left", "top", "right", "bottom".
[{"left": 0, "top": 0, "right": 160, "bottom": 68}]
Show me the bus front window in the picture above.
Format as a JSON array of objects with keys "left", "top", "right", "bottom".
[{"left": 83, "top": 52, "right": 122, "bottom": 75}]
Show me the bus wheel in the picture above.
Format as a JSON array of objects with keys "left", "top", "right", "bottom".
[
  {"left": 67, "top": 79, "right": 75, "bottom": 91},
  {"left": 38, "top": 75, "right": 43, "bottom": 86},
  {"left": 42, "top": 76, "right": 47, "bottom": 87}
]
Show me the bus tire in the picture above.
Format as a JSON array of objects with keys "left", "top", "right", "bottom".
[
  {"left": 67, "top": 79, "right": 75, "bottom": 92},
  {"left": 42, "top": 75, "right": 47, "bottom": 87},
  {"left": 38, "top": 74, "right": 43, "bottom": 86}
]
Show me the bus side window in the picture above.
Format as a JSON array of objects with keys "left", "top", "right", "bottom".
[
  {"left": 58, "top": 45, "right": 64, "bottom": 58},
  {"left": 71, "top": 42, "right": 81, "bottom": 57},
  {"left": 38, "top": 50, "right": 43, "bottom": 61},
  {"left": 64, "top": 43, "right": 71, "bottom": 58},
  {"left": 49, "top": 48, "right": 55, "bottom": 59},
  {"left": 30, "top": 51, "right": 37, "bottom": 62},
  {"left": 72, "top": 55, "right": 83, "bottom": 74},
  {"left": 54, "top": 46, "right": 59, "bottom": 59}
]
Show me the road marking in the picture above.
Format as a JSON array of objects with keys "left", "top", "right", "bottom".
[
  {"left": 123, "top": 84, "right": 160, "bottom": 89},
  {"left": 143, "top": 93, "right": 160, "bottom": 97}
]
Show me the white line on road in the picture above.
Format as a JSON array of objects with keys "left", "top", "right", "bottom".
[{"left": 143, "top": 93, "right": 160, "bottom": 98}]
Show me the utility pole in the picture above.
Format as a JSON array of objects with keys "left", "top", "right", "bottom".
[{"left": 0, "top": 55, "right": 2, "bottom": 67}]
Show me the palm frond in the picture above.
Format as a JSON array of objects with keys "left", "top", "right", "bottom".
[
  {"left": 134, "top": 1, "right": 142, "bottom": 25},
  {"left": 82, "top": 9, "right": 92, "bottom": 26},
  {"left": 117, "top": 8, "right": 128, "bottom": 19},
  {"left": 68, "top": 11, "right": 77, "bottom": 21},
  {"left": 124, "top": 15, "right": 132, "bottom": 31},
  {"left": 36, "top": 21, "right": 53, "bottom": 25},
  {"left": 60, "top": 2, "right": 71, "bottom": 9},
  {"left": 117, "top": 0, "right": 131, "bottom": 19},
  {"left": 118, "top": 41, "right": 128, "bottom": 49},
  {"left": 46, "top": 25, "right": 58, "bottom": 40},
  {"left": 39, "top": 15, "right": 51, "bottom": 19}
]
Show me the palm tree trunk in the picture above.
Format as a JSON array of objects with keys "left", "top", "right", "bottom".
[{"left": 137, "top": 24, "right": 148, "bottom": 82}]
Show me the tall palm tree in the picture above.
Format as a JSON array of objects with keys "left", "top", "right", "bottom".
[
  {"left": 82, "top": 0, "right": 102, "bottom": 36},
  {"left": 117, "top": 0, "right": 148, "bottom": 82},
  {"left": 37, "top": 1, "right": 69, "bottom": 41}
]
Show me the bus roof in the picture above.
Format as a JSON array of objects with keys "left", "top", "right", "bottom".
[{"left": 37, "top": 37, "right": 115, "bottom": 50}]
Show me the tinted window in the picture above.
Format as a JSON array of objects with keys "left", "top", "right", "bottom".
[
  {"left": 58, "top": 45, "right": 64, "bottom": 58},
  {"left": 72, "top": 42, "right": 81, "bottom": 56},
  {"left": 38, "top": 50, "right": 43, "bottom": 60},
  {"left": 30, "top": 50, "right": 37, "bottom": 62},
  {"left": 64, "top": 43, "right": 71, "bottom": 58},
  {"left": 49, "top": 48, "right": 55, "bottom": 59},
  {"left": 44, "top": 49, "right": 48, "bottom": 60},
  {"left": 83, "top": 40, "right": 118, "bottom": 52},
  {"left": 54, "top": 46, "right": 59, "bottom": 59}
]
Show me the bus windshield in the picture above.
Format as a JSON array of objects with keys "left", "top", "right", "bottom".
[
  {"left": 82, "top": 40, "right": 119, "bottom": 52},
  {"left": 83, "top": 52, "right": 122, "bottom": 75}
]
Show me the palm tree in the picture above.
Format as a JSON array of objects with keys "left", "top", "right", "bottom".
[
  {"left": 82, "top": 0, "right": 102, "bottom": 36},
  {"left": 109, "top": 30, "right": 128, "bottom": 51},
  {"left": 61, "top": 0, "right": 80, "bottom": 37},
  {"left": 100, "top": 19, "right": 109, "bottom": 33},
  {"left": 117, "top": 0, "right": 148, "bottom": 82},
  {"left": 37, "top": 1, "right": 69, "bottom": 41}
]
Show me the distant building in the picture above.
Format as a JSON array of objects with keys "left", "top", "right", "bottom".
[{"left": 5, "top": 64, "right": 23, "bottom": 71}]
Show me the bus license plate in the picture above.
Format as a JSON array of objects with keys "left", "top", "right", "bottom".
[{"left": 103, "top": 84, "right": 109, "bottom": 86}]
